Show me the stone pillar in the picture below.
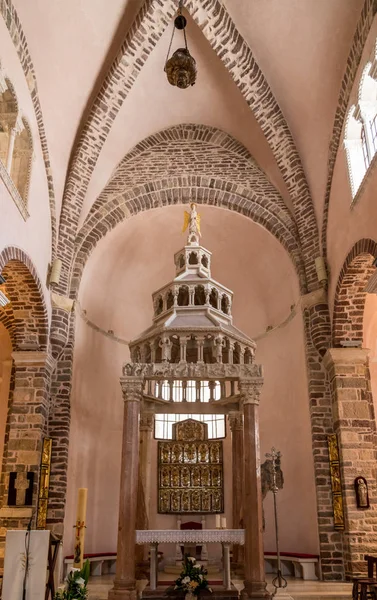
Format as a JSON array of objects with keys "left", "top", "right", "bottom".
[
  {"left": 324, "top": 348, "right": 377, "bottom": 578},
  {"left": 239, "top": 379, "right": 270, "bottom": 600},
  {"left": 0, "top": 360, "right": 12, "bottom": 479},
  {"left": 179, "top": 336, "right": 187, "bottom": 363},
  {"left": 197, "top": 336, "right": 205, "bottom": 364},
  {"left": 229, "top": 411, "right": 244, "bottom": 567},
  {"left": 302, "top": 293, "right": 344, "bottom": 580},
  {"left": 0, "top": 351, "right": 54, "bottom": 563},
  {"left": 139, "top": 412, "right": 154, "bottom": 520},
  {"left": 108, "top": 376, "right": 143, "bottom": 600}
]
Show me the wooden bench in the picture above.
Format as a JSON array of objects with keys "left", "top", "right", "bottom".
[
  {"left": 64, "top": 553, "right": 117, "bottom": 578},
  {"left": 264, "top": 552, "right": 320, "bottom": 580}
]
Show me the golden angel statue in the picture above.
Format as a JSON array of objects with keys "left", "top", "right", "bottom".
[{"left": 182, "top": 203, "right": 201, "bottom": 245}]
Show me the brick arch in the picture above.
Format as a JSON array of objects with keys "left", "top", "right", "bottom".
[
  {"left": 333, "top": 239, "right": 377, "bottom": 347},
  {"left": 86, "top": 124, "right": 292, "bottom": 222},
  {"left": 0, "top": 247, "right": 48, "bottom": 350},
  {"left": 0, "top": 304, "right": 15, "bottom": 350},
  {"left": 72, "top": 180, "right": 306, "bottom": 298},
  {"left": 57, "top": 0, "right": 318, "bottom": 295}
]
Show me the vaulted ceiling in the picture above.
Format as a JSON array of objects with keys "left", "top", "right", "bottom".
[
  {"left": 8, "top": 0, "right": 370, "bottom": 293},
  {"left": 12, "top": 0, "right": 363, "bottom": 212}
]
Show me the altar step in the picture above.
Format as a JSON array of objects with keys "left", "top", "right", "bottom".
[
  {"left": 87, "top": 575, "right": 353, "bottom": 600},
  {"left": 253, "top": 580, "right": 352, "bottom": 600}
]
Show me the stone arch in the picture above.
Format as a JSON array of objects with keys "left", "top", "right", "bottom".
[
  {"left": 194, "top": 285, "right": 205, "bottom": 306},
  {"left": 177, "top": 286, "right": 189, "bottom": 307},
  {"left": 209, "top": 288, "right": 219, "bottom": 310},
  {"left": 333, "top": 239, "right": 377, "bottom": 347},
  {"left": 57, "top": 1, "right": 317, "bottom": 294},
  {"left": 72, "top": 179, "right": 306, "bottom": 297},
  {"left": 0, "top": 247, "right": 48, "bottom": 350}
]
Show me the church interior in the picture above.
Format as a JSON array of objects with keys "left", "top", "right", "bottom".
[{"left": 1, "top": 1, "right": 377, "bottom": 599}]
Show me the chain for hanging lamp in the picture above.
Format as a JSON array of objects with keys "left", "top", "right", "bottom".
[{"left": 164, "top": 0, "right": 197, "bottom": 89}]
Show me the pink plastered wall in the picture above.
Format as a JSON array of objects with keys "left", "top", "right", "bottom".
[
  {"left": 327, "top": 15, "right": 377, "bottom": 318},
  {"left": 64, "top": 206, "right": 319, "bottom": 559},
  {"left": 0, "top": 16, "right": 52, "bottom": 319}
]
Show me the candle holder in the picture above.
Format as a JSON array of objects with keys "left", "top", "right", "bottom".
[{"left": 265, "top": 447, "right": 287, "bottom": 593}]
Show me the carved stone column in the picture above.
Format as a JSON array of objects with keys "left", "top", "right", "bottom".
[
  {"left": 239, "top": 379, "right": 270, "bottom": 600},
  {"left": 229, "top": 411, "right": 244, "bottom": 568},
  {"left": 108, "top": 376, "right": 143, "bottom": 600},
  {"left": 323, "top": 348, "right": 377, "bottom": 578}
]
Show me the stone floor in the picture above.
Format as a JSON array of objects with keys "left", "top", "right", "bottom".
[{"left": 87, "top": 574, "right": 353, "bottom": 600}]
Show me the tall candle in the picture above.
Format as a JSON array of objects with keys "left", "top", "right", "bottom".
[
  {"left": 73, "top": 488, "right": 88, "bottom": 569},
  {"left": 221, "top": 516, "right": 227, "bottom": 529},
  {"left": 215, "top": 515, "right": 221, "bottom": 529}
]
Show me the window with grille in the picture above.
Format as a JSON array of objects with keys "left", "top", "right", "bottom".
[{"left": 155, "top": 380, "right": 225, "bottom": 439}]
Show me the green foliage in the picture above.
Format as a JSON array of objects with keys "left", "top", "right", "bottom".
[
  {"left": 54, "top": 561, "right": 89, "bottom": 600},
  {"left": 174, "top": 554, "right": 212, "bottom": 596}
]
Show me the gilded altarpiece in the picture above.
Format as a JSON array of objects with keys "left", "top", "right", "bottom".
[{"left": 158, "top": 419, "right": 224, "bottom": 514}]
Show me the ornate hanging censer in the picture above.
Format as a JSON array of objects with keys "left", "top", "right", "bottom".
[{"left": 164, "top": 2, "right": 197, "bottom": 89}]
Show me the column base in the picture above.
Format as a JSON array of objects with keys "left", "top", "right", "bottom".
[
  {"left": 241, "top": 580, "right": 271, "bottom": 600},
  {"left": 108, "top": 580, "right": 137, "bottom": 600}
]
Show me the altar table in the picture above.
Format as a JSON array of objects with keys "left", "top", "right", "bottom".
[{"left": 136, "top": 529, "right": 245, "bottom": 591}]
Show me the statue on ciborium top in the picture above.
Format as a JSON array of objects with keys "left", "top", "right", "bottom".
[{"left": 182, "top": 202, "right": 201, "bottom": 246}]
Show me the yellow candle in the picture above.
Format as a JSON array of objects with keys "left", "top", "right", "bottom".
[
  {"left": 73, "top": 488, "right": 88, "bottom": 568},
  {"left": 221, "top": 516, "right": 227, "bottom": 529},
  {"left": 215, "top": 515, "right": 221, "bottom": 529}
]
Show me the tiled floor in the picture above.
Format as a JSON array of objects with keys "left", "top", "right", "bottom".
[{"left": 87, "top": 574, "right": 353, "bottom": 600}]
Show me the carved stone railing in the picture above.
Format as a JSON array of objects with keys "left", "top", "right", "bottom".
[
  {"left": 0, "top": 159, "right": 29, "bottom": 220},
  {"left": 135, "top": 528, "right": 245, "bottom": 545}
]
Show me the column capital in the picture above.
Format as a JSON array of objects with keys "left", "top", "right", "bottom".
[
  {"left": 140, "top": 411, "right": 154, "bottom": 431},
  {"left": 239, "top": 378, "right": 263, "bottom": 405},
  {"left": 120, "top": 376, "right": 144, "bottom": 402},
  {"left": 323, "top": 347, "right": 370, "bottom": 371},
  {"left": 11, "top": 350, "right": 55, "bottom": 371},
  {"left": 228, "top": 411, "right": 243, "bottom": 431}
]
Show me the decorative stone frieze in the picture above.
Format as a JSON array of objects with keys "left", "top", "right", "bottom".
[{"left": 123, "top": 362, "right": 262, "bottom": 379}]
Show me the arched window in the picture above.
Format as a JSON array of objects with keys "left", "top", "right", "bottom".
[
  {"left": 0, "top": 77, "right": 32, "bottom": 216},
  {"left": 345, "top": 58, "right": 377, "bottom": 199}
]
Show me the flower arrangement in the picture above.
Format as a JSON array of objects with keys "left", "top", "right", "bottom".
[
  {"left": 55, "top": 560, "right": 90, "bottom": 600},
  {"left": 174, "top": 555, "right": 212, "bottom": 596}
]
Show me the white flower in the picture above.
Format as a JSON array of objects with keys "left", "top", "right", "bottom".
[
  {"left": 187, "top": 557, "right": 196, "bottom": 563},
  {"left": 199, "top": 574, "right": 203, "bottom": 580},
  {"left": 182, "top": 576, "right": 190, "bottom": 584},
  {"left": 76, "top": 577, "right": 85, "bottom": 586}
]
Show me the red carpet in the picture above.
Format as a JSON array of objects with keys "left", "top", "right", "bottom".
[{"left": 160, "top": 582, "right": 223, "bottom": 586}]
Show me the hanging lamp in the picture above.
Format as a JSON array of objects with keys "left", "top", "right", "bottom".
[{"left": 164, "top": 2, "right": 197, "bottom": 89}]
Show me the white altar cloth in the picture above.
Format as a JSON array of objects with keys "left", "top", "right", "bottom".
[
  {"left": 2, "top": 529, "right": 50, "bottom": 600},
  {"left": 135, "top": 528, "right": 245, "bottom": 545}
]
